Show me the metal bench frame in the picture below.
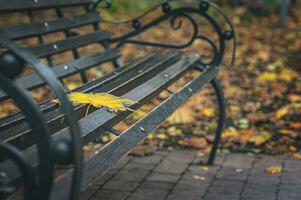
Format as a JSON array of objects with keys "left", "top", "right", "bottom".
[{"left": 0, "top": 1, "right": 236, "bottom": 200}]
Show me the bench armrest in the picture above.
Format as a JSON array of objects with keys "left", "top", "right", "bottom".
[{"left": 100, "top": 0, "right": 236, "bottom": 67}]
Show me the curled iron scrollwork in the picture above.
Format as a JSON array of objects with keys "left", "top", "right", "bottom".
[{"left": 99, "top": 0, "right": 236, "bottom": 67}]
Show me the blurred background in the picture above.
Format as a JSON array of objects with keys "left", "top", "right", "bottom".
[{"left": 96, "top": 0, "right": 301, "bottom": 157}]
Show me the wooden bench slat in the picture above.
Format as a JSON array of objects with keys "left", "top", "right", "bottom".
[
  {"left": 27, "top": 30, "right": 110, "bottom": 58},
  {"left": 0, "top": 0, "right": 95, "bottom": 12},
  {"left": 0, "top": 48, "right": 120, "bottom": 102},
  {"left": 0, "top": 52, "right": 195, "bottom": 185},
  {"left": 1, "top": 12, "right": 100, "bottom": 40},
  {"left": 0, "top": 52, "right": 179, "bottom": 150}
]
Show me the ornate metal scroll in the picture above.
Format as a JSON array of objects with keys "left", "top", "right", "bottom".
[{"left": 97, "top": 0, "right": 236, "bottom": 67}]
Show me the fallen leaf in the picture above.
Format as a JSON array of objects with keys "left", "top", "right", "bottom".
[
  {"left": 157, "top": 133, "right": 168, "bottom": 140},
  {"left": 196, "top": 151, "right": 206, "bottom": 157},
  {"left": 192, "top": 175, "right": 206, "bottom": 181},
  {"left": 257, "top": 72, "right": 277, "bottom": 82},
  {"left": 279, "top": 68, "right": 297, "bottom": 82},
  {"left": 199, "top": 108, "right": 216, "bottom": 117},
  {"left": 182, "top": 137, "right": 208, "bottom": 149},
  {"left": 289, "top": 146, "right": 297, "bottom": 152},
  {"left": 167, "top": 127, "right": 183, "bottom": 137},
  {"left": 68, "top": 92, "right": 135, "bottom": 112},
  {"left": 237, "top": 118, "right": 249, "bottom": 129},
  {"left": 200, "top": 166, "right": 209, "bottom": 171},
  {"left": 275, "top": 106, "right": 290, "bottom": 119},
  {"left": 250, "top": 131, "right": 271, "bottom": 146},
  {"left": 290, "top": 122, "right": 301, "bottom": 129},
  {"left": 291, "top": 153, "right": 301, "bottom": 159},
  {"left": 279, "top": 129, "right": 298, "bottom": 138},
  {"left": 222, "top": 127, "right": 240, "bottom": 138},
  {"left": 288, "top": 94, "right": 301, "bottom": 103},
  {"left": 167, "top": 106, "right": 196, "bottom": 124},
  {"left": 265, "top": 166, "right": 282, "bottom": 174}
]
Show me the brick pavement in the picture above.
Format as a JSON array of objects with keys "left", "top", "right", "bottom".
[{"left": 80, "top": 150, "right": 301, "bottom": 200}]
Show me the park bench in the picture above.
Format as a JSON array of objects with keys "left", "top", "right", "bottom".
[{"left": 0, "top": 0, "right": 235, "bottom": 199}]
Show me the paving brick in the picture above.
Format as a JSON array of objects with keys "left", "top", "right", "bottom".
[
  {"left": 216, "top": 167, "right": 249, "bottom": 181},
  {"left": 244, "top": 183, "right": 277, "bottom": 193},
  {"left": 187, "top": 165, "right": 220, "bottom": 177},
  {"left": 128, "top": 188, "right": 169, "bottom": 200},
  {"left": 139, "top": 181, "right": 174, "bottom": 190},
  {"left": 193, "top": 153, "right": 227, "bottom": 166},
  {"left": 247, "top": 175, "right": 280, "bottom": 186},
  {"left": 154, "top": 159, "right": 188, "bottom": 174},
  {"left": 131, "top": 154, "right": 163, "bottom": 165},
  {"left": 166, "top": 194, "right": 201, "bottom": 200},
  {"left": 241, "top": 191, "right": 276, "bottom": 200},
  {"left": 165, "top": 150, "right": 196, "bottom": 164},
  {"left": 278, "top": 185, "right": 301, "bottom": 199},
  {"left": 253, "top": 155, "right": 283, "bottom": 168},
  {"left": 181, "top": 172, "right": 213, "bottom": 184},
  {"left": 83, "top": 151, "right": 301, "bottom": 200},
  {"left": 281, "top": 173, "right": 301, "bottom": 184},
  {"left": 212, "top": 179, "right": 244, "bottom": 189},
  {"left": 223, "top": 153, "right": 254, "bottom": 169},
  {"left": 147, "top": 173, "right": 180, "bottom": 183},
  {"left": 123, "top": 162, "right": 156, "bottom": 171},
  {"left": 279, "top": 184, "right": 301, "bottom": 192},
  {"left": 203, "top": 193, "right": 240, "bottom": 200},
  {"left": 92, "top": 189, "right": 129, "bottom": 200},
  {"left": 208, "top": 185, "right": 242, "bottom": 195},
  {"left": 284, "top": 160, "right": 301, "bottom": 173},
  {"left": 102, "top": 180, "right": 139, "bottom": 192},
  {"left": 172, "top": 180, "right": 209, "bottom": 196},
  {"left": 113, "top": 169, "right": 149, "bottom": 182}
]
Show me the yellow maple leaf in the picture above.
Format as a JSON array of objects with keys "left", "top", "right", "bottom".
[
  {"left": 257, "top": 72, "right": 277, "bottom": 82},
  {"left": 68, "top": 92, "right": 135, "bottom": 113},
  {"left": 265, "top": 166, "right": 282, "bottom": 174},
  {"left": 275, "top": 106, "right": 290, "bottom": 119}
]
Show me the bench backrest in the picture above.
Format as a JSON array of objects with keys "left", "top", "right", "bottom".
[{"left": 0, "top": 0, "right": 120, "bottom": 102}]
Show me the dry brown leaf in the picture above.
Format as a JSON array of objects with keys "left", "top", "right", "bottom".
[
  {"left": 291, "top": 153, "right": 301, "bottom": 159},
  {"left": 290, "top": 123, "right": 301, "bottom": 129},
  {"left": 167, "top": 106, "right": 195, "bottom": 124},
  {"left": 183, "top": 137, "right": 208, "bottom": 149}
]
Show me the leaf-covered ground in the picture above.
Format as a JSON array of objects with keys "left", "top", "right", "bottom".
[{"left": 99, "top": 5, "right": 301, "bottom": 157}]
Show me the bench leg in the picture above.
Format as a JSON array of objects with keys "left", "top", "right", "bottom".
[{"left": 207, "top": 78, "right": 226, "bottom": 165}]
